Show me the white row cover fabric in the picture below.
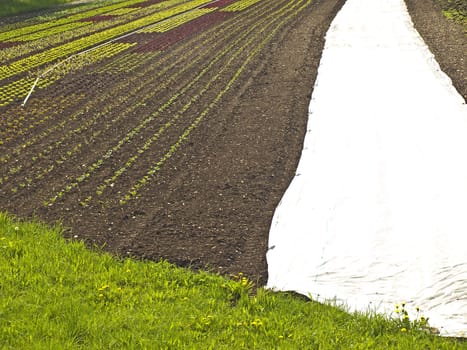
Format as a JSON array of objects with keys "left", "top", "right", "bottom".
[{"left": 267, "top": 0, "right": 467, "bottom": 337}]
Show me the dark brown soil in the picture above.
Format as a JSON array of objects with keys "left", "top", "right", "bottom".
[
  {"left": 0, "top": 0, "right": 346, "bottom": 286},
  {"left": 0, "top": 0, "right": 464, "bottom": 287},
  {"left": 406, "top": 0, "right": 466, "bottom": 100},
  {"left": 118, "top": 0, "right": 348, "bottom": 284}
]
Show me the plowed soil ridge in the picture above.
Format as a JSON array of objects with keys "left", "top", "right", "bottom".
[
  {"left": 0, "top": 0, "right": 346, "bottom": 283},
  {"left": 1, "top": 0, "right": 464, "bottom": 284}
]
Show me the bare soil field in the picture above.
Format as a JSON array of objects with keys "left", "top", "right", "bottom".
[
  {"left": 0, "top": 0, "right": 465, "bottom": 285},
  {"left": 407, "top": 0, "right": 466, "bottom": 100}
]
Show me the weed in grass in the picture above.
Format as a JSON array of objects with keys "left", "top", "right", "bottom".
[
  {"left": 393, "top": 302, "right": 437, "bottom": 335},
  {"left": 223, "top": 272, "right": 253, "bottom": 305}
]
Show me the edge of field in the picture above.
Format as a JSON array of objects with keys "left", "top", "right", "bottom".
[
  {"left": 1, "top": 212, "right": 466, "bottom": 348},
  {"left": 0, "top": 0, "right": 80, "bottom": 18},
  {"left": 0, "top": 0, "right": 466, "bottom": 347}
]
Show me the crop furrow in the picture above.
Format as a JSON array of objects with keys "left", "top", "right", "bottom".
[
  {"left": 0, "top": 6, "right": 241, "bottom": 163},
  {"left": 0, "top": 1, "right": 271, "bottom": 192},
  {"left": 0, "top": 0, "right": 213, "bottom": 82},
  {"left": 139, "top": 8, "right": 216, "bottom": 33},
  {"left": 0, "top": 42, "right": 136, "bottom": 110},
  {"left": 119, "top": 0, "right": 310, "bottom": 204},
  {"left": 40, "top": 0, "right": 302, "bottom": 207},
  {"left": 0, "top": 1, "right": 234, "bottom": 109},
  {"left": 0, "top": 0, "right": 147, "bottom": 41},
  {"left": 0, "top": 1, "right": 190, "bottom": 64},
  {"left": 0, "top": 20, "right": 118, "bottom": 63},
  {"left": 8, "top": 22, "right": 92, "bottom": 43},
  {"left": 221, "top": 0, "right": 262, "bottom": 12}
]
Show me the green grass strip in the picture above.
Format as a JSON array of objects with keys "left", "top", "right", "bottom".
[
  {"left": 0, "top": 212, "right": 465, "bottom": 348},
  {"left": 0, "top": 0, "right": 73, "bottom": 18}
]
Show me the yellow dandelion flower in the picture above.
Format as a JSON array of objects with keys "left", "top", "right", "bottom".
[
  {"left": 251, "top": 319, "right": 263, "bottom": 327},
  {"left": 401, "top": 328, "right": 407, "bottom": 332}
]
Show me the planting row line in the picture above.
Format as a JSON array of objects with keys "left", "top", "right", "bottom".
[
  {"left": 0, "top": 0, "right": 262, "bottom": 67},
  {"left": 8, "top": 22, "right": 91, "bottom": 43},
  {"left": 0, "top": 1, "right": 255, "bottom": 177},
  {"left": 120, "top": 0, "right": 307, "bottom": 204},
  {"left": 0, "top": 0, "right": 215, "bottom": 64},
  {"left": 0, "top": 0, "right": 261, "bottom": 63},
  {"left": 0, "top": 92, "right": 85, "bottom": 163},
  {"left": 38, "top": 0, "right": 305, "bottom": 207},
  {"left": 141, "top": 0, "right": 268, "bottom": 35},
  {"left": 0, "top": 20, "right": 116, "bottom": 63},
  {"left": 0, "top": 0, "right": 273, "bottom": 202},
  {"left": 0, "top": 0, "right": 182, "bottom": 52},
  {"left": 41, "top": 4, "right": 271, "bottom": 205},
  {"left": 0, "top": 1, "right": 230, "bottom": 107},
  {"left": 0, "top": 0, "right": 259, "bottom": 146},
  {"left": 0, "top": 42, "right": 135, "bottom": 109},
  {"left": 0, "top": 17, "right": 224, "bottom": 162},
  {"left": 0, "top": 0, "right": 147, "bottom": 41},
  {"left": 2, "top": 34, "right": 213, "bottom": 190},
  {"left": 0, "top": 3, "right": 155, "bottom": 63},
  {"left": 0, "top": 77, "right": 54, "bottom": 109},
  {"left": 220, "top": 0, "right": 263, "bottom": 12},
  {"left": 0, "top": 2, "right": 98, "bottom": 33},
  {"left": 140, "top": 8, "right": 216, "bottom": 33},
  {"left": 0, "top": 0, "right": 287, "bottom": 211},
  {"left": 0, "top": 0, "right": 213, "bottom": 82},
  {"left": 97, "top": 51, "right": 155, "bottom": 74}
]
